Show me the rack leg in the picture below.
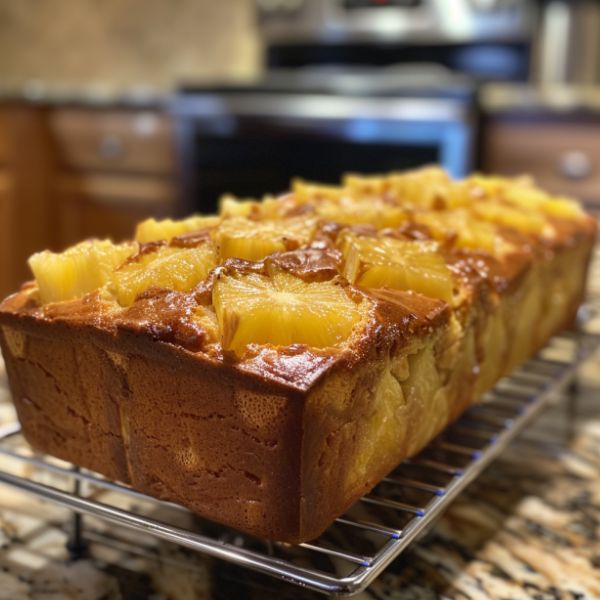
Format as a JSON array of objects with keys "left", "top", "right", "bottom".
[
  {"left": 565, "top": 377, "right": 580, "bottom": 444},
  {"left": 66, "top": 468, "right": 87, "bottom": 559},
  {"left": 565, "top": 320, "right": 589, "bottom": 444}
]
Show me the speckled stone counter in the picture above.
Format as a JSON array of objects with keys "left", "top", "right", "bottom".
[
  {"left": 1, "top": 253, "right": 600, "bottom": 599},
  {"left": 0, "top": 83, "right": 169, "bottom": 109}
]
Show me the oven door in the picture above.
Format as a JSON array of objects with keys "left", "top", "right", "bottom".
[{"left": 172, "top": 93, "right": 475, "bottom": 214}]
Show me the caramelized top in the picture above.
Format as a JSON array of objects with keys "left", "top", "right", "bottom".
[{"left": 1, "top": 167, "right": 596, "bottom": 392}]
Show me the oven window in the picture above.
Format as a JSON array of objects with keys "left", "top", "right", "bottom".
[{"left": 192, "top": 134, "right": 438, "bottom": 213}]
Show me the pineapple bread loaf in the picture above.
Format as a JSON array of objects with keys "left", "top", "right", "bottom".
[{"left": 0, "top": 168, "right": 596, "bottom": 543}]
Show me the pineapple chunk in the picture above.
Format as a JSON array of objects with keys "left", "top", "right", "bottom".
[
  {"left": 343, "top": 167, "right": 452, "bottom": 209},
  {"left": 504, "top": 187, "right": 585, "bottom": 220},
  {"left": 135, "top": 216, "right": 220, "bottom": 243},
  {"left": 315, "top": 198, "right": 406, "bottom": 229},
  {"left": 342, "top": 173, "right": 392, "bottom": 197},
  {"left": 342, "top": 235, "right": 453, "bottom": 302},
  {"left": 220, "top": 194, "right": 304, "bottom": 221},
  {"left": 29, "top": 240, "right": 136, "bottom": 304},
  {"left": 293, "top": 177, "right": 406, "bottom": 227},
  {"left": 213, "top": 271, "right": 367, "bottom": 355},
  {"left": 466, "top": 174, "right": 584, "bottom": 221},
  {"left": 111, "top": 243, "right": 216, "bottom": 306},
  {"left": 292, "top": 179, "right": 345, "bottom": 204},
  {"left": 389, "top": 167, "right": 453, "bottom": 209},
  {"left": 415, "top": 209, "right": 510, "bottom": 255},
  {"left": 215, "top": 217, "right": 315, "bottom": 262},
  {"left": 472, "top": 202, "right": 551, "bottom": 236},
  {"left": 542, "top": 196, "right": 585, "bottom": 220},
  {"left": 219, "top": 196, "right": 260, "bottom": 219}
]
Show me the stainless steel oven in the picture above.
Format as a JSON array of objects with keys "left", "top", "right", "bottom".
[{"left": 171, "top": 71, "right": 477, "bottom": 214}]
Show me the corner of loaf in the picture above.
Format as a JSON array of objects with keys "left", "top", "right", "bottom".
[{"left": 0, "top": 166, "right": 596, "bottom": 542}]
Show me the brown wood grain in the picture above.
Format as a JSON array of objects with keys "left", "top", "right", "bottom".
[
  {"left": 0, "top": 170, "right": 15, "bottom": 298},
  {"left": 0, "top": 105, "right": 58, "bottom": 287},
  {"left": 56, "top": 173, "right": 176, "bottom": 248},
  {"left": 0, "top": 118, "right": 10, "bottom": 166},
  {"left": 48, "top": 108, "right": 175, "bottom": 176},
  {"left": 0, "top": 105, "right": 178, "bottom": 291},
  {"left": 483, "top": 121, "right": 600, "bottom": 205}
]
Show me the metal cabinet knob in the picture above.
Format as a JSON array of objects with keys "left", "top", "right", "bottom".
[
  {"left": 558, "top": 150, "right": 592, "bottom": 181},
  {"left": 98, "top": 135, "right": 124, "bottom": 160}
]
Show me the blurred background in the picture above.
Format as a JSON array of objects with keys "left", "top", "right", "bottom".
[{"left": 0, "top": 0, "right": 599, "bottom": 297}]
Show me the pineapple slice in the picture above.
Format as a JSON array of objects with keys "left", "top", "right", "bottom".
[
  {"left": 111, "top": 243, "right": 216, "bottom": 306},
  {"left": 342, "top": 235, "right": 453, "bottom": 302},
  {"left": 215, "top": 217, "right": 315, "bottom": 262},
  {"left": 135, "top": 216, "right": 220, "bottom": 243},
  {"left": 29, "top": 240, "right": 136, "bottom": 304},
  {"left": 213, "top": 271, "right": 367, "bottom": 356}
]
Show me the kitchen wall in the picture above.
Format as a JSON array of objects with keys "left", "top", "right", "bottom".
[{"left": 0, "top": 0, "right": 261, "bottom": 89}]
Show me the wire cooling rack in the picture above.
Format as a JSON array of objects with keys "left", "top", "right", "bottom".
[{"left": 0, "top": 315, "right": 598, "bottom": 596}]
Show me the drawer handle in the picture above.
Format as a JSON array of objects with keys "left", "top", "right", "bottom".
[
  {"left": 98, "top": 135, "right": 124, "bottom": 160},
  {"left": 558, "top": 150, "right": 592, "bottom": 181}
]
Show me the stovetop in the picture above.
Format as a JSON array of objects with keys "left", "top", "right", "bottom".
[{"left": 177, "top": 64, "right": 476, "bottom": 101}]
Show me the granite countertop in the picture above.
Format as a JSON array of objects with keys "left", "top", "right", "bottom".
[
  {"left": 0, "top": 82, "right": 170, "bottom": 109},
  {"left": 481, "top": 84, "right": 600, "bottom": 118},
  {"left": 2, "top": 81, "right": 600, "bottom": 117},
  {"left": 1, "top": 256, "right": 599, "bottom": 599}
]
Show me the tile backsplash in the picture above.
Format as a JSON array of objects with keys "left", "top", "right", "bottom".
[{"left": 0, "top": 0, "right": 261, "bottom": 90}]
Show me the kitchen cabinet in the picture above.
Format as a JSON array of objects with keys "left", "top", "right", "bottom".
[
  {"left": 57, "top": 173, "right": 174, "bottom": 247},
  {"left": 48, "top": 108, "right": 175, "bottom": 176},
  {"left": 0, "top": 113, "right": 12, "bottom": 298},
  {"left": 48, "top": 107, "right": 178, "bottom": 250},
  {"left": 484, "top": 119, "right": 600, "bottom": 205},
  {"left": 0, "top": 106, "right": 55, "bottom": 294},
  {"left": 0, "top": 171, "right": 14, "bottom": 299},
  {"left": 0, "top": 104, "right": 178, "bottom": 295}
]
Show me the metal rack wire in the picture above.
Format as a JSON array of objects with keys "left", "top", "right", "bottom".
[{"left": 0, "top": 320, "right": 598, "bottom": 597}]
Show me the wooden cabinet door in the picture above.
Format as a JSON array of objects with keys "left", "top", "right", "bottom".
[
  {"left": 483, "top": 120, "right": 600, "bottom": 207},
  {"left": 48, "top": 108, "right": 175, "bottom": 176},
  {"left": 0, "top": 105, "right": 56, "bottom": 286},
  {"left": 56, "top": 173, "right": 176, "bottom": 249},
  {"left": 0, "top": 171, "right": 15, "bottom": 298}
]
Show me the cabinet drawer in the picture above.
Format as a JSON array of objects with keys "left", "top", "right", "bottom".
[
  {"left": 48, "top": 108, "right": 175, "bottom": 175},
  {"left": 484, "top": 121, "right": 600, "bottom": 204}
]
